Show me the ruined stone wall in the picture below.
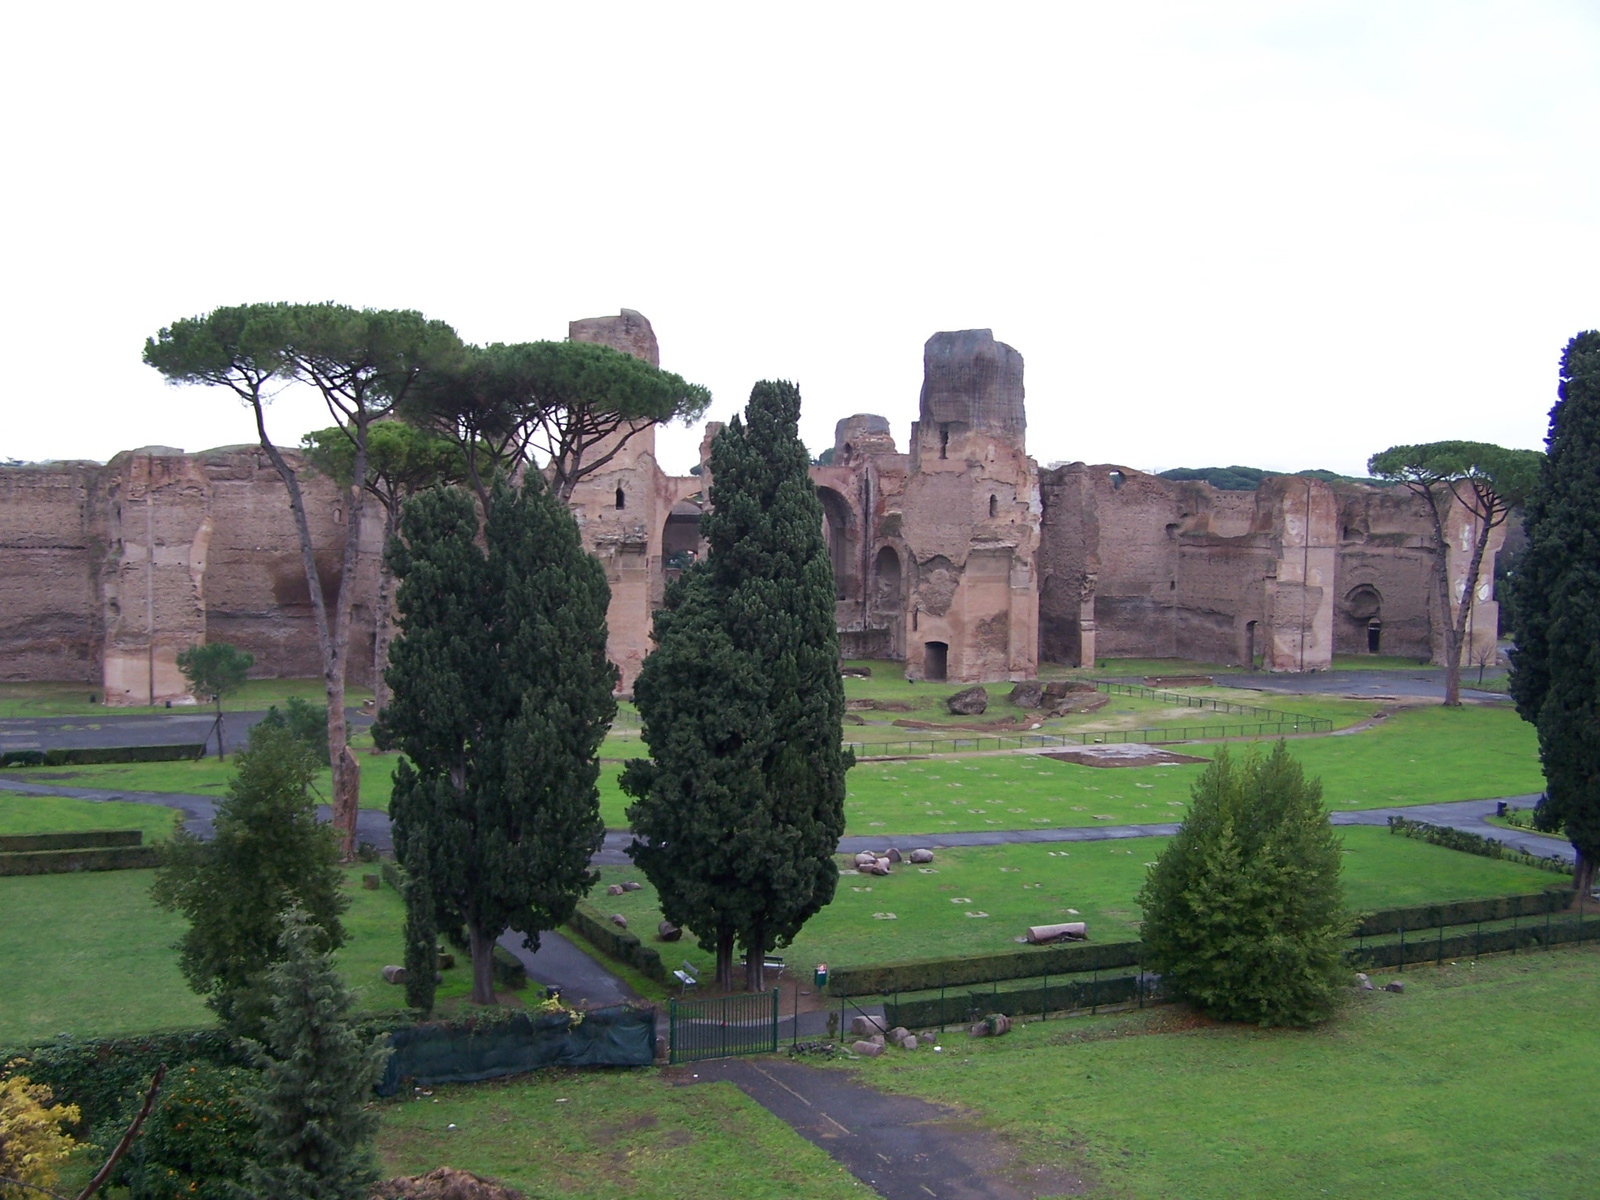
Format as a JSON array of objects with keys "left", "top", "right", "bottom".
[{"left": 0, "top": 460, "right": 103, "bottom": 682}]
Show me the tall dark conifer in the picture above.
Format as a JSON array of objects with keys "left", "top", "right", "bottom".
[
  {"left": 623, "top": 380, "right": 851, "bottom": 991},
  {"left": 1510, "top": 331, "right": 1600, "bottom": 896},
  {"left": 378, "top": 477, "right": 615, "bottom": 1006}
]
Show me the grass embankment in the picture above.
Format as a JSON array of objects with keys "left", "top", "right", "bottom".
[
  {"left": 588, "top": 826, "right": 1564, "bottom": 979},
  {"left": 852, "top": 946, "right": 1600, "bottom": 1199},
  {"left": 0, "top": 791, "right": 179, "bottom": 843},
  {"left": 375, "top": 1070, "right": 862, "bottom": 1200},
  {"left": 0, "top": 866, "right": 469, "bottom": 1045}
]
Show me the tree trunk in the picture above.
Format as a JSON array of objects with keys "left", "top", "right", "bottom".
[
  {"left": 371, "top": 507, "right": 397, "bottom": 717},
  {"left": 1419, "top": 487, "right": 1464, "bottom": 707},
  {"left": 1445, "top": 496, "right": 1500, "bottom": 710},
  {"left": 714, "top": 927, "right": 735, "bottom": 992},
  {"left": 214, "top": 697, "right": 226, "bottom": 761},
  {"left": 744, "top": 921, "right": 766, "bottom": 992},
  {"left": 1574, "top": 850, "right": 1597, "bottom": 899},
  {"left": 468, "top": 918, "right": 497, "bottom": 1006}
]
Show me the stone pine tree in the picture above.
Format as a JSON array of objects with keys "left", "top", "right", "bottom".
[
  {"left": 241, "top": 907, "right": 389, "bottom": 1200},
  {"left": 150, "top": 722, "right": 347, "bottom": 1038},
  {"left": 1510, "top": 331, "right": 1600, "bottom": 897},
  {"left": 377, "top": 477, "right": 615, "bottom": 1007},
  {"left": 623, "top": 380, "right": 851, "bottom": 992},
  {"left": 1137, "top": 743, "right": 1349, "bottom": 1026}
]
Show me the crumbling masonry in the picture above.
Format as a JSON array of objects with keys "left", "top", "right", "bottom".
[{"left": 0, "top": 311, "right": 1501, "bottom": 699}]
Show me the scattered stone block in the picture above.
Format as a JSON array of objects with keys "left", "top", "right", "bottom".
[
  {"left": 887, "top": 1026, "right": 911, "bottom": 1044},
  {"left": 606, "top": 883, "right": 625, "bottom": 896},
  {"left": 610, "top": 914, "right": 627, "bottom": 929},
  {"left": 968, "top": 1013, "right": 1011, "bottom": 1037},
  {"left": 1384, "top": 980, "right": 1405, "bottom": 994},
  {"left": 851, "top": 1040, "right": 883, "bottom": 1057},
  {"left": 382, "top": 964, "right": 406, "bottom": 984},
  {"left": 1355, "top": 972, "right": 1373, "bottom": 991},
  {"left": 850, "top": 1014, "right": 887, "bottom": 1037},
  {"left": 1008, "top": 681, "right": 1044, "bottom": 709},
  {"left": 885, "top": 847, "right": 903, "bottom": 864},
  {"left": 1026, "top": 922, "right": 1087, "bottom": 944},
  {"left": 437, "top": 951, "right": 455, "bottom": 970},
  {"left": 899, "top": 1035, "right": 919, "bottom": 1050},
  {"left": 946, "top": 686, "right": 989, "bottom": 715},
  {"left": 658, "top": 921, "right": 682, "bottom": 942},
  {"left": 909, "top": 848, "right": 935, "bottom": 864},
  {"left": 622, "top": 881, "right": 643, "bottom": 892}
]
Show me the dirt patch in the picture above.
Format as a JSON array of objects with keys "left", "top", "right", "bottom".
[
  {"left": 1143, "top": 675, "right": 1214, "bottom": 687},
  {"left": 846, "top": 698, "right": 914, "bottom": 712},
  {"left": 372, "top": 1167, "right": 525, "bottom": 1200},
  {"left": 0, "top": 771, "right": 85, "bottom": 782},
  {"left": 591, "top": 1113, "right": 658, "bottom": 1145},
  {"left": 892, "top": 717, "right": 1046, "bottom": 733},
  {"left": 1043, "top": 746, "right": 1210, "bottom": 768}
]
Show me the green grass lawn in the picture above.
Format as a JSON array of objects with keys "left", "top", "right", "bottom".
[
  {"left": 589, "top": 826, "right": 1565, "bottom": 978},
  {"left": 375, "top": 1069, "right": 862, "bottom": 1200},
  {"left": 0, "top": 866, "right": 466, "bottom": 1046},
  {"left": 851, "top": 945, "right": 1600, "bottom": 1199},
  {"left": 0, "top": 791, "right": 180, "bottom": 843},
  {"left": 0, "top": 678, "right": 373, "bottom": 719},
  {"left": 836, "top": 702, "right": 1542, "bottom": 835}
]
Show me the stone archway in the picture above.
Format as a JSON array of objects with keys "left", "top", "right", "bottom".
[
  {"left": 1339, "top": 584, "right": 1383, "bottom": 655},
  {"left": 816, "top": 486, "right": 857, "bottom": 602}
]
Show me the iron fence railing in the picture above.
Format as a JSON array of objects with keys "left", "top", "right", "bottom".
[{"left": 667, "top": 989, "right": 780, "bottom": 1064}]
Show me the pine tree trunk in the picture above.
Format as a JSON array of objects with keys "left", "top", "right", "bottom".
[
  {"left": 715, "top": 927, "right": 735, "bottom": 992},
  {"left": 744, "top": 920, "right": 766, "bottom": 992},
  {"left": 468, "top": 918, "right": 497, "bottom": 1006},
  {"left": 372, "top": 506, "right": 397, "bottom": 717},
  {"left": 1574, "top": 850, "right": 1597, "bottom": 899}
]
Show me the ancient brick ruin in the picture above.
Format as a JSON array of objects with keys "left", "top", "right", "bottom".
[{"left": 0, "top": 311, "right": 1502, "bottom": 700}]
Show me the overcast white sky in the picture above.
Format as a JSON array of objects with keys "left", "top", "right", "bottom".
[{"left": 3, "top": 2, "right": 1596, "bottom": 477}]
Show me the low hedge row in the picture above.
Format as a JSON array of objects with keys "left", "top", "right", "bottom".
[
  {"left": 1387, "top": 814, "right": 1571, "bottom": 873},
  {"left": 1354, "top": 888, "right": 1575, "bottom": 937},
  {"left": 884, "top": 972, "right": 1145, "bottom": 1029},
  {"left": 566, "top": 901, "right": 668, "bottom": 984},
  {"left": 0, "top": 744, "right": 206, "bottom": 768},
  {"left": 1353, "top": 910, "right": 1597, "bottom": 969},
  {"left": 0, "top": 845, "right": 163, "bottom": 875},
  {"left": 0, "top": 829, "right": 143, "bottom": 853},
  {"left": 828, "top": 938, "right": 1143, "bottom": 997}
]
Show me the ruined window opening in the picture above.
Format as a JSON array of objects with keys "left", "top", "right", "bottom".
[
  {"left": 1109, "top": 470, "right": 1124, "bottom": 491},
  {"left": 615, "top": 487, "right": 625, "bottom": 510},
  {"left": 924, "top": 640, "right": 948, "bottom": 681},
  {"left": 912, "top": 609, "right": 919, "bottom": 631},
  {"left": 333, "top": 507, "right": 343, "bottom": 525},
  {"left": 1169, "top": 579, "right": 1176, "bottom": 590},
  {"left": 939, "top": 425, "right": 949, "bottom": 459},
  {"left": 1367, "top": 620, "right": 1382, "bottom": 654},
  {"left": 988, "top": 494, "right": 998, "bottom": 518},
  {"left": 1245, "top": 620, "right": 1259, "bottom": 669}
]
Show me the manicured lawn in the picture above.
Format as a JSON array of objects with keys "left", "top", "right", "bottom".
[
  {"left": 0, "top": 678, "right": 372, "bottom": 719},
  {"left": 0, "top": 867, "right": 467, "bottom": 1046},
  {"left": 375, "top": 1069, "right": 862, "bottom": 1200},
  {"left": 853, "top": 945, "right": 1600, "bottom": 1199},
  {"left": 0, "top": 791, "right": 179, "bottom": 843},
  {"left": 588, "top": 826, "right": 1566, "bottom": 977},
  {"left": 837, "top": 702, "right": 1542, "bottom": 835}
]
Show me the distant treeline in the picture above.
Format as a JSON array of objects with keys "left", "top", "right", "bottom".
[{"left": 1156, "top": 465, "right": 1392, "bottom": 491}]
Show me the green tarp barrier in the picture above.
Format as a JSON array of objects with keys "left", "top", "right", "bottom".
[{"left": 376, "top": 1003, "right": 656, "bottom": 1095}]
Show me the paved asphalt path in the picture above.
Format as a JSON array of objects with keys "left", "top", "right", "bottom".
[
  {"left": 0, "top": 708, "right": 371, "bottom": 756},
  {"left": 1206, "top": 668, "right": 1508, "bottom": 704}
]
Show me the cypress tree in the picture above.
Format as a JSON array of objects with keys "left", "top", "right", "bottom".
[
  {"left": 378, "top": 477, "right": 615, "bottom": 1006},
  {"left": 1137, "top": 743, "right": 1349, "bottom": 1026},
  {"left": 1510, "top": 331, "right": 1600, "bottom": 896},
  {"left": 241, "top": 907, "right": 389, "bottom": 1200},
  {"left": 150, "top": 722, "right": 347, "bottom": 1039},
  {"left": 623, "top": 380, "right": 851, "bottom": 991}
]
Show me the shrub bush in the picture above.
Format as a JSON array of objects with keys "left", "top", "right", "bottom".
[
  {"left": 1138, "top": 743, "right": 1351, "bottom": 1026},
  {"left": 105, "top": 1062, "right": 257, "bottom": 1200}
]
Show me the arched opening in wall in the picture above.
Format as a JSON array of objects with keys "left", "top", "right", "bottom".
[
  {"left": 924, "top": 641, "right": 948, "bottom": 681},
  {"left": 661, "top": 500, "right": 702, "bottom": 575},
  {"left": 939, "top": 425, "right": 949, "bottom": 459},
  {"left": 1245, "top": 620, "right": 1259, "bottom": 670},
  {"left": 1341, "top": 584, "right": 1383, "bottom": 655},
  {"left": 872, "top": 546, "right": 902, "bottom": 616},
  {"left": 816, "top": 486, "right": 856, "bottom": 602},
  {"left": 988, "top": 494, "right": 998, "bottom": 518},
  {"left": 615, "top": 487, "right": 626, "bottom": 510}
]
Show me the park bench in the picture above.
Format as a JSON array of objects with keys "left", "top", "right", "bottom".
[{"left": 674, "top": 960, "right": 698, "bottom": 991}]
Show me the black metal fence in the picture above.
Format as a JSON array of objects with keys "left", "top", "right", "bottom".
[
  {"left": 844, "top": 681, "right": 1330, "bottom": 758},
  {"left": 668, "top": 989, "right": 780, "bottom": 1064}
]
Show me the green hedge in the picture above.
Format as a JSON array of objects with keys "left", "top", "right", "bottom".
[
  {"left": 1353, "top": 911, "right": 1597, "bottom": 969},
  {"left": 1387, "top": 814, "right": 1571, "bottom": 873},
  {"left": 0, "top": 744, "right": 206, "bottom": 768},
  {"left": 565, "top": 901, "right": 667, "bottom": 983},
  {"left": 0, "top": 829, "right": 143, "bottom": 853},
  {"left": 1354, "top": 888, "right": 1574, "bottom": 937},
  {"left": 884, "top": 972, "right": 1144, "bottom": 1028},
  {"left": 828, "top": 938, "right": 1143, "bottom": 997},
  {"left": 0, "top": 845, "right": 163, "bottom": 875}
]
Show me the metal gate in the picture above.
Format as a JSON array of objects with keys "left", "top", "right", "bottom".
[{"left": 667, "top": 989, "right": 779, "bottom": 1064}]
